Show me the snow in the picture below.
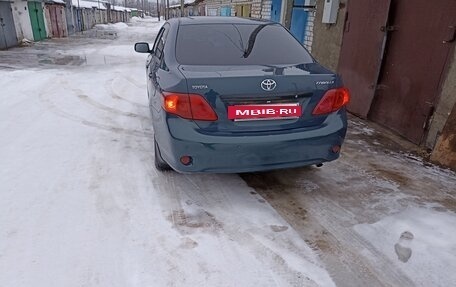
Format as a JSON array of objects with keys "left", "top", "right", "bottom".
[
  {"left": 130, "top": 16, "right": 142, "bottom": 22},
  {"left": 0, "top": 18, "right": 334, "bottom": 287},
  {"left": 95, "top": 22, "right": 129, "bottom": 30},
  {"left": 111, "top": 22, "right": 129, "bottom": 29},
  {"left": 354, "top": 208, "right": 456, "bottom": 286},
  {"left": 72, "top": 0, "right": 101, "bottom": 9},
  {"left": 112, "top": 5, "right": 128, "bottom": 12},
  {"left": 2, "top": 15, "right": 455, "bottom": 287},
  {"left": 169, "top": 0, "right": 197, "bottom": 8}
]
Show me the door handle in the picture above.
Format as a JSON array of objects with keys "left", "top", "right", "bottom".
[
  {"left": 148, "top": 72, "right": 153, "bottom": 79},
  {"left": 380, "top": 25, "right": 398, "bottom": 32}
]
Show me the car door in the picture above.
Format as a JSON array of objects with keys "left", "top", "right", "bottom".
[
  {"left": 146, "top": 27, "right": 163, "bottom": 108},
  {"left": 147, "top": 24, "right": 170, "bottom": 113}
]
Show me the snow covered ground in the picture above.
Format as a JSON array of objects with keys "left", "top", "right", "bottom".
[
  {"left": 0, "top": 19, "right": 334, "bottom": 287},
  {"left": 1, "top": 18, "right": 455, "bottom": 287}
]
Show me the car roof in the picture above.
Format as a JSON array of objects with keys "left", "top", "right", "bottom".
[{"left": 175, "top": 16, "right": 273, "bottom": 25}]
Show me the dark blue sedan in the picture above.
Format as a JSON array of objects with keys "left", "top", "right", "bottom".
[{"left": 134, "top": 17, "right": 349, "bottom": 173}]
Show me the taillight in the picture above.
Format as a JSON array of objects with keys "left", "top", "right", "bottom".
[
  {"left": 163, "top": 93, "right": 192, "bottom": 119},
  {"left": 312, "top": 87, "right": 350, "bottom": 115},
  {"left": 162, "top": 92, "right": 218, "bottom": 121}
]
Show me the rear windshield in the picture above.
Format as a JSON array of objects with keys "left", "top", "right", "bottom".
[{"left": 176, "top": 23, "right": 313, "bottom": 65}]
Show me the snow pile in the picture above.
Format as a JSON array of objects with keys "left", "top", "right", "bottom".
[
  {"left": 130, "top": 16, "right": 163, "bottom": 23},
  {"left": 94, "top": 24, "right": 110, "bottom": 30},
  {"left": 111, "top": 22, "right": 128, "bottom": 29},
  {"left": 19, "top": 38, "right": 33, "bottom": 46},
  {"left": 130, "top": 16, "right": 142, "bottom": 22},
  {"left": 71, "top": 0, "right": 101, "bottom": 9},
  {"left": 354, "top": 208, "right": 456, "bottom": 286},
  {"left": 94, "top": 22, "right": 128, "bottom": 31}
]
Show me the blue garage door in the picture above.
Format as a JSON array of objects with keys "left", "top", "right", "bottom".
[
  {"left": 290, "top": 0, "right": 309, "bottom": 43},
  {"left": 220, "top": 6, "right": 231, "bottom": 16},
  {"left": 270, "top": 0, "right": 281, "bottom": 22}
]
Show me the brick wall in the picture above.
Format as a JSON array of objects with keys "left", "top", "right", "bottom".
[
  {"left": 201, "top": 0, "right": 316, "bottom": 50},
  {"left": 260, "top": 0, "right": 271, "bottom": 19},
  {"left": 303, "top": 9, "right": 316, "bottom": 51},
  {"left": 204, "top": 0, "right": 233, "bottom": 16}
]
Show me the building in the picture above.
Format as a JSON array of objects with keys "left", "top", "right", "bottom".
[
  {"left": 308, "top": 0, "right": 456, "bottom": 170},
  {"left": 1, "top": 0, "right": 133, "bottom": 49},
  {"left": 168, "top": 0, "right": 205, "bottom": 18},
  {"left": 180, "top": 0, "right": 316, "bottom": 50}
]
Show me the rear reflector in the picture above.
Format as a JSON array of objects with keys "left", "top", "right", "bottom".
[
  {"left": 312, "top": 87, "right": 350, "bottom": 115},
  {"left": 180, "top": 156, "right": 192, "bottom": 166},
  {"left": 162, "top": 92, "right": 217, "bottom": 121}
]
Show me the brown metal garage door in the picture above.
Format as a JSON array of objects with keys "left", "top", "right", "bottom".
[
  {"left": 369, "top": 0, "right": 456, "bottom": 144},
  {"left": 337, "top": 0, "right": 391, "bottom": 118}
]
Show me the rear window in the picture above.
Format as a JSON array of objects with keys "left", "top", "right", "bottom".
[{"left": 176, "top": 23, "right": 313, "bottom": 65}]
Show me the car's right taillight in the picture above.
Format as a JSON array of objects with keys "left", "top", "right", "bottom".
[
  {"left": 312, "top": 87, "right": 350, "bottom": 115},
  {"left": 162, "top": 92, "right": 218, "bottom": 121}
]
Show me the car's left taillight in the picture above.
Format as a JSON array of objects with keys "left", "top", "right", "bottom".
[
  {"left": 162, "top": 92, "right": 218, "bottom": 121},
  {"left": 312, "top": 87, "right": 350, "bottom": 115}
]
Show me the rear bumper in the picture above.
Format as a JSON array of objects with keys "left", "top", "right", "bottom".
[{"left": 155, "top": 110, "right": 347, "bottom": 173}]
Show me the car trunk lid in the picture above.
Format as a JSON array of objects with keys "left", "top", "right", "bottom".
[{"left": 179, "top": 63, "right": 340, "bottom": 134}]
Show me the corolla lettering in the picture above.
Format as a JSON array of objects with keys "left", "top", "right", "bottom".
[{"left": 192, "top": 85, "right": 209, "bottom": 89}]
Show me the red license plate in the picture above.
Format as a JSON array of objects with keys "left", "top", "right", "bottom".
[{"left": 228, "top": 103, "right": 301, "bottom": 121}]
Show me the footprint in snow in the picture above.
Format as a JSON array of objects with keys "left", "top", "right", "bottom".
[
  {"left": 270, "top": 225, "right": 289, "bottom": 232},
  {"left": 394, "top": 231, "right": 414, "bottom": 263}
]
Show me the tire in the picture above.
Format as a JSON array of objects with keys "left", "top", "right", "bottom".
[{"left": 154, "top": 137, "right": 171, "bottom": 171}]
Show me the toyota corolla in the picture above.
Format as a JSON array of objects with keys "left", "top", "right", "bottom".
[{"left": 134, "top": 17, "right": 349, "bottom": 173}]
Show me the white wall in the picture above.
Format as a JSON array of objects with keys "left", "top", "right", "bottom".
[
  {"left": 303, "top": 9, "right": 316, "bottom": 52},
  {"left": 261, "top": 0, "right": 271, "bottom": 19},
  {"left": 11, "top": 0, "right": 34, "bottom": 41}
]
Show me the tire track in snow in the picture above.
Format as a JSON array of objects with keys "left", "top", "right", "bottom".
[
  {"left": 242, "top": 171, "right": 416, "bottom": 287},
  {"left": 75, "top": 93, "right": 149, "bottom": 120},
  {"left": 37, "top": 69, "right": 335, "bottom": 286},
  {"left": 38, "top": 77, "right": 153, "bottom": 138},
  {"left": 106, "top": 77, "right": 149, "bottom": 109},
  {"left": 134, "top": 158, "right": 334, "bottom": 286},
  {"left": 63, "top": 76, "right": 150, "bottom": 121}
]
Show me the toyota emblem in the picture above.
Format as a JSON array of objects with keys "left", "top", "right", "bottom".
[{"left": 261, "top": 79, "right": 276, "bottom": 91}]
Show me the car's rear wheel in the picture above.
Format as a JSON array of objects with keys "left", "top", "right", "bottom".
[{"left": 154, "top": 137, "right": 171, "bottom": 171}]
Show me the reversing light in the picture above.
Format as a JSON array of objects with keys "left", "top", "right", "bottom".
[{"left": 312, "top": 87, "right": 350, "bottom": 115}]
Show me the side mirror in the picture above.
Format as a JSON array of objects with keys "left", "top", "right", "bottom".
[{"left": 134, "top": 42, "right": 151, "bottom": 53}]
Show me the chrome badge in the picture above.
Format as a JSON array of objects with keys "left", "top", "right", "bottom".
[{"left": 261, "top": 79, "right": 276, "bottom": 91}]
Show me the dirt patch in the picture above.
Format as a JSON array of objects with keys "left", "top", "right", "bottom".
[
  {"left": 166, "top": 209, "right": 223, "bottom": 234},
  {"left": 369, "top": 163, "right": 410, "bottom": 186}
]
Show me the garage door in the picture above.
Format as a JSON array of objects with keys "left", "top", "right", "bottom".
[{"left": 0, "top": 1, "right": 18, "bottom": 49}]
